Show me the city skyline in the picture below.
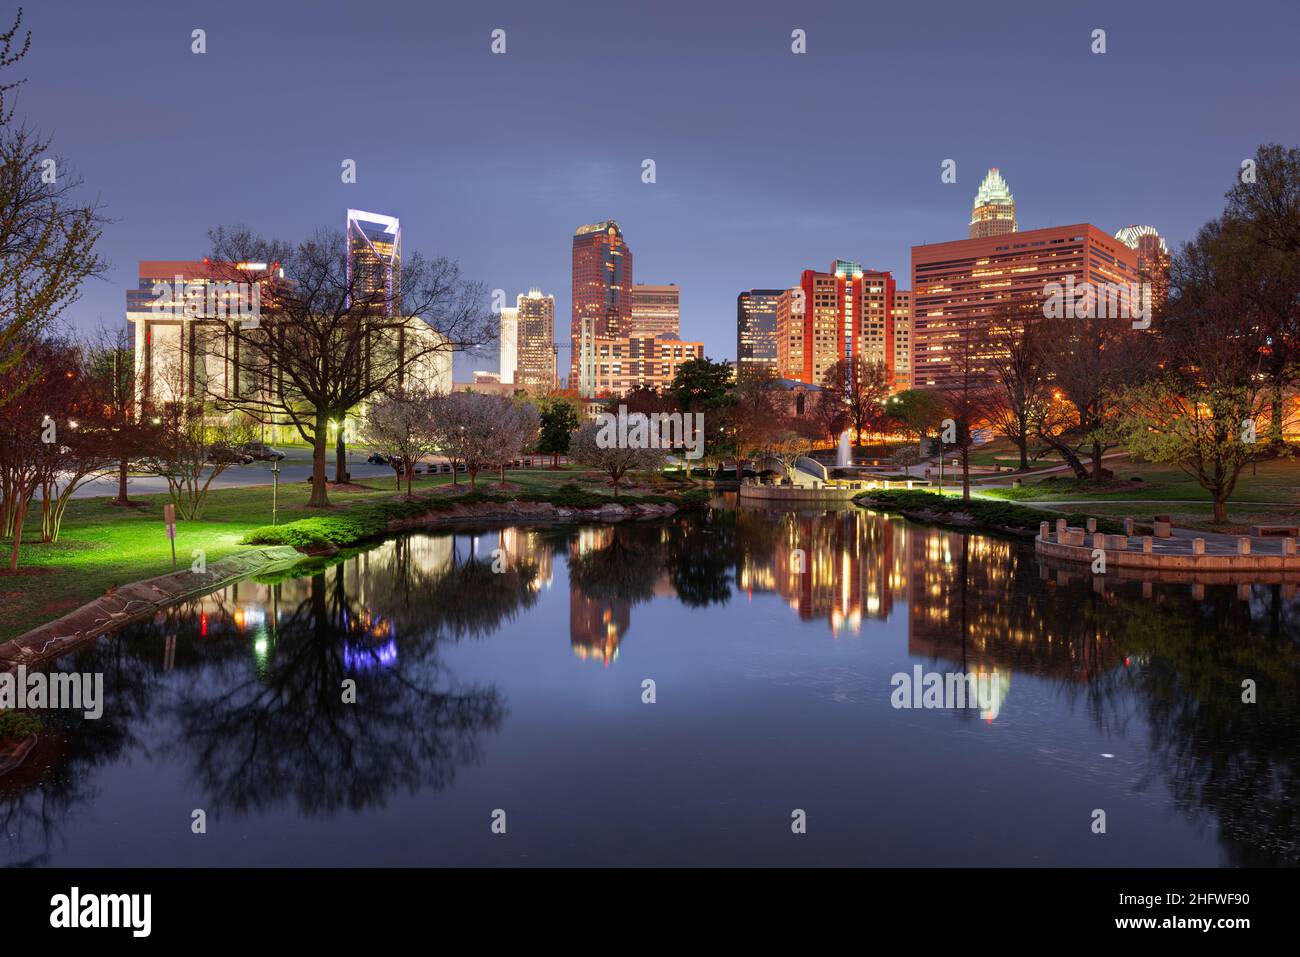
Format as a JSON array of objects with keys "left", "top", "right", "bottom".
[{"left": 16, "top": 0, "right": 1295, "bottom": 374}]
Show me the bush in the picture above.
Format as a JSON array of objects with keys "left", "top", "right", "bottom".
[{"left": 0, "top": 710, "right": 42, "bottom": 741}]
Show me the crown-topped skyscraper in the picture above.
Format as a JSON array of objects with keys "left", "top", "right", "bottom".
[{"left": 969, "top": 168, "right": 1017, "bottom": 238}]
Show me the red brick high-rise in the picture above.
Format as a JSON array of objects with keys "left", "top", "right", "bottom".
[
  {"left": 775, "top": 260, "right": 895, "bottom": 389},
  {"left": 571, "top": 220, "right": 633, "bottom": 393}
]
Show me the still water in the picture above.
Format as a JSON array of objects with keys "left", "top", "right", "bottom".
[{"left": 3, "top": 505, "right": 1298, "bottom": 867}]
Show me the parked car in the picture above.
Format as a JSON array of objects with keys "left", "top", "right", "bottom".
[
  {"left": 366, "top": 452, "right": 390, "bottom": 466},
  {"left": 208, "top": 443, "right": 253, "bottom": 465},
  {"left": 240, "top": 440, "right": 285, "bottom": 461}
]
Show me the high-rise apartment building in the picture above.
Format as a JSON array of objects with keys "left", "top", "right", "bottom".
[
  {"left": 911, "top": 224, "right": 1141, "bottom": 389},
  {"left": 630, "top": 283, "right": 680, "bottom": 339},
  {"left": 891, "top": 289, "right": 912, "bottom": 390},
  {"left": 775, "top": 260, "right": 895, "bottom": 388},
  {"left": 969, "top": 169, "right": 1017, "bottom": 239},
  {"left": 571, "top": 220, "right": 633, "bottom": 393},
  {"left": 346, "top": 209, "right": 401, "bottom": 315},
  {"left": 736, "top": 289, "right": 783, "bottom": 377},
  {"left": 516, "top": 288, "right": 557, "bottom": 392},
  {"left": 499, "top": 306, "right": 518, "bottom": 385}
]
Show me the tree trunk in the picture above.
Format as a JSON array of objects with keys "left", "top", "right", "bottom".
[
  {"left": 1214, "top": 497, "right": 1228, "bottom": 524},
  {"left": 406, "top": 461, "right": 413, "bottom": 497},
  {"left": 1091, "top": 440, "right": 1105, "bottom": 483},
  {"left": 309, "top": 414, "right": 330, "bottom": 507},
  {"left": 1040, "top": 433, "right": 1089, "bottom": 480},
  {"left": 335, "top": 427, "right": 348, "bottom": 484},
  {"left": 1017, "top": 437, "right": 1028, "bottom": 471},
  {"left": 961, "top": 447, "right": 971, "bottom": 502},
  {"left": 114, "top": 457, "right": 130, "bottom": 505},
  {"left": 8, "top": 491, "right": 26, "bottom": 572}
]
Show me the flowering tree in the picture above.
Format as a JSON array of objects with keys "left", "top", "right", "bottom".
[
  {"left": 430, "top": 392, "right": 536, "bottom": 489},
  {"left": 570, "top": 421, "right": 666, "bottom": 498},
  {"left": 359, "top": 387, "right": 441, "bottom": 497}
]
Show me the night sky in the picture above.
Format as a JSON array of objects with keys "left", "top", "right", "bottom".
[{"left": 14, "top": 0, "right": 1300, "bottom": 375}]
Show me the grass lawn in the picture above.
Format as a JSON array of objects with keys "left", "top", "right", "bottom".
[{"left": 0, "top": 465, "right": 619, "bottom": 643}]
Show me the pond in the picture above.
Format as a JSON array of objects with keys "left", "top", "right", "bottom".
[{"left": 3, "top": 505, "right": 1298, "bottom": 866}]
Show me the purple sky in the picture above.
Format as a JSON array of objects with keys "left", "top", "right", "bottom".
[{"left": 15, "top": 0, "right": 1300, "bottom": 376}]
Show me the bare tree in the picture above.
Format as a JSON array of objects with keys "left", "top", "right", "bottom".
[
  {"left": 826, "top": 357, "right": 891, "bottom": 451},
  {"left": 984, "top": 303, "right": 1051, "bottom": 470},
  {"left": 138, "top": 360, "right": 252, "bottom": 521},
  {"left": 429, "top": 392, "right": 521, "bottom": 490},
  {"left": 201, "top": 226, "right": 493, "bottom": 507},
  {"left": 570, "top": 421, "right": 666, "bottom": 498}
]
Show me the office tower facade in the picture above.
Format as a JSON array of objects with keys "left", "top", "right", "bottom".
[
  {"left": 346, "top": 209, "right": 402, "bottom": 315},
  {"left": 630, "top": 283, "right": 680, "bottom": 339},
  {"left": 911, "top": 224, "right": 1141, "bottom": 390},
  {"left": 737, "top": 289, "right": 783, "bottom": 377},
  {"left": 516, "top": 288, "right": 557, "bottom": 392},
  {"left": 776, "top": 260, "right": 895, "bottom": 388},
  {"left": 1115, "top": 224, "right": 1171, "bottom": 308},
  {"left": 499, "top": 307, "right": 518, "bottom": 384},
  {"left": 969, "top": 168, "right": 1017, "bottom": 239},
  {"left": 891, "top": 289, "right": 912, "bottom": 390},
  {"left": 583, "top": 337, "right": 704, "bottom": 396},
  {"left": 571, "top": 220, "right": 633, "bottom": 393}
]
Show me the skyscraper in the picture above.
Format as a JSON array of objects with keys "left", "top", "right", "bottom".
[
  {"left": 912, "top": 224, "right": 1140, "bottom": 389},
  {"left": 571, "top": 220, "right": 633, "bottom": 393},
  {"left": 737, "top": 289, "right": 782, "bottom": 376},
  {"left": 499, "top": 306, "right": 518, "bottom": 385},
  {"left": 629, "top": 283, "right": 680, "bottom": 339},
  {"left": 969, "top": 169, "right": 1017, "bottom": 239},
  {"left": 776, "top": 260, "right": 895, "bottom": 388},
  {"left": 346, "top": 209, "right": 401, "bottom": 315},
  {"left": 516, "top": 288, "right": 557, "bottom": 392},
  {"left": 1115, "top": 224, "right": 1171, "bottom": 308}
]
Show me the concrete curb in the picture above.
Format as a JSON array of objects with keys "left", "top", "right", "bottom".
[{"left": 1, "top": 546, "right": 303, "bottom": 674}]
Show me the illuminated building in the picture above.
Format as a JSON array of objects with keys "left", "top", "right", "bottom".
[
  {"left": 1115, "top": 224, "right": 1171, "bottom": 308},
  {"left": 911, "top": 224, "right": 1141, "bottom": 390},
  {"left": 892, "top": 289, "right": 912, "bottom": 389},
  {"left": 584, "top": 336, "right": 704, "bottom": 396},
  {"left": 776, "top": 261, "right": 896, "bottom": 388},
  {"left": 515, "top": 288, "right": 557, "bottom": 392},
  {"left": 571, "top": 220, "right": 633, "bottom": 394},
  {"left": 737, "top": 288, "right": 782, "bottom": 376},
  {"left": 969, "top": 168, "right": 1017, "bottom": 239},
  {"left": 499, "top": 307, "right": 518, "bottom": 384},
  {"left": 346, "top": 209, "right": 401, "bottom": 315},
  {"left": 630, "top": 283, "right": 680, "bottom": 339}
]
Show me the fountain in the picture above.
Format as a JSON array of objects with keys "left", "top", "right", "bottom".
[{"left": 836, "top": 431, "right": 853, "bottom": 467}]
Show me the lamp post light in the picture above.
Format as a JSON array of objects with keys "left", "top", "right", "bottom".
[{"left": 272, "top": 457, "right": 280, "bottom": 525}]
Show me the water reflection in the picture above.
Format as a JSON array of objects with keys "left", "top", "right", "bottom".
[{"left": 2, "top": 507, "right": 1298, "bottom": 866}]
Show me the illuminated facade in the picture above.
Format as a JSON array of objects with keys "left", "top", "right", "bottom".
[
  {"left": 911, "top": 224, "right": 1140, "bottom": 389},
  {"left": 346, "top": 209, "right": 401, "bottom": 315},
  {"left": 515, "top": 288, "right": 557, "bottom": 392},
  {"left": 571, "top": 220, "right": 633, "bottom": 393},
  {"left": 126, "top": 260, "right": 451, "bottom": 427},
  {"left": 969, "top": 168, "right": 1017, "bottom": 239},
  {"left": 629, "top": 283, "right": 680, "bottom": 339},
  {"left": 583, "top": 336, "right": 704, "bottom": 397},
  {"left": 1115, "top": 224, "right": 1171, "bottom": 307},
  {"left": 892, "top": 289, "right": 912, "bottom": 389},
  {"left": 776, "top": 261, "right": 895, "bottom": 388},
  {"left": 737, "top": 289, "right": 782, "bottom": 376},
  {"left": 499, "top": 307, "right": 518, "bottom": 385}
]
